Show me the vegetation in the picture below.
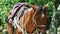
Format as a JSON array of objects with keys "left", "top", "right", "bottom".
[{"left": 0, "top": 0, "right": 54, "bottom": 34}]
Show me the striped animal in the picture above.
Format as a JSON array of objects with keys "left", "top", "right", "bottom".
[{"left": 7, "top": 3, "right": 48, "bottom": 34}]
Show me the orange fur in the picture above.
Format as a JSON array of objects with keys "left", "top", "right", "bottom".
[{"left": 7, "top": 5, "right": 48, "bottom": 34}]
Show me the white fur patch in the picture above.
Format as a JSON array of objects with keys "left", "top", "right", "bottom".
[{"left": 42, "top": 13, "right": 44, "bottom": 18}]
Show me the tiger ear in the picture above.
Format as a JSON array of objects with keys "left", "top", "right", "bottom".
[{"left": 43, "top": 3, "right": 48, "bottom": 9}]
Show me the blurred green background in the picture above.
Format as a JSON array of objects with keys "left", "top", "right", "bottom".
[{"left": 0, "top": 0, "right": 54, "bottom": 34}]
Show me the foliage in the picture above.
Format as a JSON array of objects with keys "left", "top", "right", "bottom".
[{"left": 0, "top": 0, "right": 19, "bottom": 26}]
